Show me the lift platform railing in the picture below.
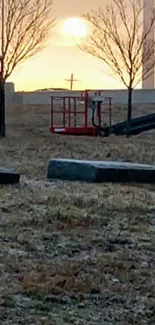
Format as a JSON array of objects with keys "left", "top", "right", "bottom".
[
  {"left": 50, "top": 90, "right": 113, "bottom": 136},
  {"left": 50, "top": 95, "right": 87, "bottom": 130}
]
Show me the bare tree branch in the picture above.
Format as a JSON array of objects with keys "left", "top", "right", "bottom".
[
  {"left": 78, "top": 0, "right": 155, "bottom": 90},
  {"left": 0, "top": 0, "right": 56, "bottom": 79},
  {"left": 78, "top": 0, "right": 155, "bottom": 135}
]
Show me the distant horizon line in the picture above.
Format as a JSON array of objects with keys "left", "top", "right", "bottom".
[{"left": 15, "top": 87, "right": 155, "bottom": 93}]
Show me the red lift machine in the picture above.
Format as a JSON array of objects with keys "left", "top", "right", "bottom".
[{"left": 50, "top": 90, "right": 112, "bottom": 136}]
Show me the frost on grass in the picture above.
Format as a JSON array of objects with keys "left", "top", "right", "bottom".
[{"left": 0, "top": 104, "right": 155, "bottom": 325}]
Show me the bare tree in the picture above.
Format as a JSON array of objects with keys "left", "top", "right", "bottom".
[
  {"left": 0, "top": 0, "right": 55, "bottom": 79},
  {"left": 0, "top": 0, "right": 56, "bottom": 136},
  {"left": 79, "top": 0, "right": 155, "bottom": 135}
]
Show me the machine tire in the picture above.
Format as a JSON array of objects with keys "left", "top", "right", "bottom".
[{"left": 97, "top": 127, "right": 106, "bottom": 137}]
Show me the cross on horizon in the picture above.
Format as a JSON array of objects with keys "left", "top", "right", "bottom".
[{"left": 65, "top": 73, "right": 80, "bottom": 90}]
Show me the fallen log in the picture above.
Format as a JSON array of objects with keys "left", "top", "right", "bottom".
[{"left": 47, "top": 158, "right": 155, "bottom": 184}]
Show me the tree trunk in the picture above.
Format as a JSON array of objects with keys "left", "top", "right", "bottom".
[
  {"left": 126, "top": 87, "right": 133, "bottom": 137},
  {"left": 0, "top": 78, "right": 6, "bottom": 137}
]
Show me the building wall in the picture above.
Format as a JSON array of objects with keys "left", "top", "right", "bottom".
[
  {"left": 19, "top": 89, "right": 155, "bottom": 105},
  {"left": 142, "top": 0, "right": 154, "bottom": 89},
  {"left": 5, "top": 84, "right": 155, "bottom": 105},
  {"left": 21, "top": 91, "right": 84, "bottom": 105},
  {"left": 5, "top": 82, "right": 15, "bottom": 105}
]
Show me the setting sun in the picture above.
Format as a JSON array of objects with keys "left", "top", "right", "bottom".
[{"left": 61, "top": 17, "right": 88, "bottom": 38}]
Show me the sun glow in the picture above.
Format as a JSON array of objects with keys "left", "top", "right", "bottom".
[{"left": 61, "top": 17, "right": 88, "bottom": 38}]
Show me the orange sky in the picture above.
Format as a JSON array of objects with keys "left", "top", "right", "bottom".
[{"left": 8, "top": 0, "right": 141, "bottom": 91}]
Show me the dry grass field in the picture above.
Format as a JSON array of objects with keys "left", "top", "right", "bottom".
[{"left": 0, "top": 103, "right": 155, "bottom": 325}]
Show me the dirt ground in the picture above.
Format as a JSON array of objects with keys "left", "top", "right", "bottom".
[{"left": 0, "top": 104, "right": 155, "bottom": 325}]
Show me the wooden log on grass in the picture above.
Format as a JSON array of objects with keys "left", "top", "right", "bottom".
[{"left": 47, "top": 158, "right": 155, "bottom": 184}]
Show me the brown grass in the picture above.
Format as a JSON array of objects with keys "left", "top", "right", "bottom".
[{"left": 0, "top": 104, "right": 155, "bottom": 324}]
